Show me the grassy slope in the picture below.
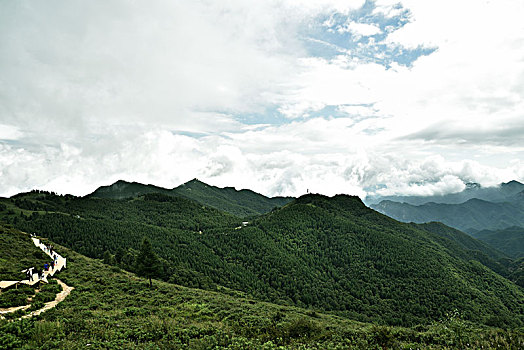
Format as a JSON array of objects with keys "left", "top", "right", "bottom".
[
  {"left": 1, "top": 230, "right": 523, "bottom": 349},
  {"left": 0, "top": 226, "right": 48, "bottom": 281}
]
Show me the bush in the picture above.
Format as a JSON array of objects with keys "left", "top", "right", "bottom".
[{"left": 0, "top": 286, "right": 34, "bottom": 308}]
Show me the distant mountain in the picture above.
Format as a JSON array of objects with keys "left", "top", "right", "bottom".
[
  {"left": 88, "top": 180, "right": 172, "bottom": 199},
  {"left": 173, "top": 179, "right": 293, "bottom": 218},
  {"left": 6, "top": 191, "right": 523, "bottom": 327},
  {"left": 371, "top": 196, "right": 524, "bottom": 232},
  {"left": 89, "top": 179, "right": 293, "bottom": 217},
  {"left": 365, "top": 180, "right": 524, "bottom": 206},
  {"left": 471, "top": 226, "right": 524, "bottom": 259}
]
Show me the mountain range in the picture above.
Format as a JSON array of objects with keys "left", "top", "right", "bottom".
[
  {"left": 365, "top": 180, "right": 524, "bottom": 206},
  {"left": 2, "top": 180, "right": 522, "bottom": 328},
  {"left": 370, "top": 180, "right": 524, "bottom": 258},
  {"left": 89, "top": 178, "right": 293, "bottom": 217}
]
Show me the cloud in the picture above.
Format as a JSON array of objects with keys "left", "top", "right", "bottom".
[
  {"left": 340, "top": 22, "right": 382, "bottom": 36},
  {"left": 0, "top": 125, "right": 23, "bottom": 141},
  {"left": 402, "top": 121, "right": 524, "bottom": 147},
  {"left": 1, "top": 0, "right": 524, "bottom": 199}
]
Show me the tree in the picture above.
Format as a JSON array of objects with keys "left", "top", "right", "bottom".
[
  {"left": 103, "top": 250, "right": 113, "bottom": 265},
  {"left": 135, "top": 238, "right": 161, "bottom": 288}
]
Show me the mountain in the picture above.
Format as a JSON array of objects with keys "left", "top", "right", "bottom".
[
  {"left": 172, "top": 179, "right": 293, "bottom": 217},
  {"left": 471, "top": 226, "right": 524, "bottom": 259},
  {"left": 87, "top": 180, "right": 173, "bottom": 199},
  {"left": 365, "top": 180, "right": 524, "bottom": 206},
  {"left": 89, "top": 179, "right": 293, "bottom": 217},
  {"left": 2, "top": 226, "right": 522, "bottom": 349},
  {"left": 3, "top": 191, "right": 523, "bottom": 328},
  {"left": 371, "top": 196, "right": 524, "bottom": 232}
]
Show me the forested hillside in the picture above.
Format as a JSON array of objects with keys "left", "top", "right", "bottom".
[
  {"left": 471, "top": 226, "right": 524, "bottom": 259},
  {"left": 89, "top": 179, "right": 293, "bottom": 217},
  {"left": 3, "top": 227, "right": 522, "bottom": 349},
  {"left": 1, "top": 191, "right": 522, "bottom": 328}
]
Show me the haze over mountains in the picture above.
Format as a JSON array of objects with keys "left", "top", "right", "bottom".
[{"left": 366, "top": 180, "right": 524, "bottom": 206}]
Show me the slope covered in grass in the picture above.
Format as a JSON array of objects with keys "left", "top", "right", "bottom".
[{"left": 0, "top": 226, "right": 48, "bottom": 281}]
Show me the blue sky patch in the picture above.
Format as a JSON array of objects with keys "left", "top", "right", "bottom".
[{"left": 301, "top": 0, "right": 436, "bottom": 68}]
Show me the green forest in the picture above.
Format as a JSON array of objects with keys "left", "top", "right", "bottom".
[
  {"left": 1, "top": 189, "right": 523, "bottom": 330},
  {"left": 1, "top": 226, "right": 523, "bottom": 349}
]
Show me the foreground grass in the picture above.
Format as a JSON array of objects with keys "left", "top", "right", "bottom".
[{"left": 0, "top": 240, "right": 522, "bottom": 350}]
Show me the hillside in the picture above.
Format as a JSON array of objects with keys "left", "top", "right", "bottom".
[
  {"left": 2, "top": 227, "right": 522, "bottom": 349},
  {"left": 0, "top": 226, "right": 49, "bottom": 281},
  {"left": 2, "top": 192, "right": 523, "bottom": 328},
  {"left": 371, "top": 197, "right": 524, "bottom": 232},
  {"left": 472, "top": 226, "right": 524, "bottom": 259},
  {"left": 89, "top": 179, "right": 293, "bottom": 217}
]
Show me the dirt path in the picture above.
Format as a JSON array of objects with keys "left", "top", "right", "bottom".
[
  {"left": 0, "top": 304, "right": 31, "bottom": 315},
  {"left": 0, "top": 279, "right": 73, "bottom": 320},
  {"left": 21, "top": 279, "right": 74, "bottom": 319},
  {"left": 1, "top": 234, "right": 73, "bottom": 320}
]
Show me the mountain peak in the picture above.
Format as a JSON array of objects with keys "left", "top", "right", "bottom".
[{"left": 501, "top": 180, "right": 523, "bottom": 187}]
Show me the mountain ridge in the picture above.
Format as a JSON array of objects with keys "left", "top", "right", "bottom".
[
  {"left": 4, "top": 190, "right": 523, "bottom": 327},
  {"left": 88, "top": 178, "right": 294, "bottom": 217}
]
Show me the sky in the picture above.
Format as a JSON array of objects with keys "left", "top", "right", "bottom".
[{"left": 1, "top": 0, "right": 524, "bottom": 198}]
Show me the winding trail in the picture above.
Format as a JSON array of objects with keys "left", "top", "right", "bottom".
[
  {"left": 21, "top": 279, "right": 74, "bottom": 319},
  {"left": 0, "top": 234, "right": 73, "bottom": 319}
]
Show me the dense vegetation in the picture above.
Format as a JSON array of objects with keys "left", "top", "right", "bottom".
[
  {"left": 1, "top": 228, "right": 523, "bottom": 349},
  {"left": 0, "top": 226, "right": 49, "bottom": 281},
  {"left": 2, "top": 191, "right": 523, "bottom": 329},
  {"left": 471, "top": 226, "right": 524, "bottom": 259},
  {"left": 89, "top": 179, "right": 293, "bottom": 217}
]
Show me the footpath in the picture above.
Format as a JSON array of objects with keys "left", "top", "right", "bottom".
[{"left": 0, "top": 235, "right": 74, "bottom": 319}]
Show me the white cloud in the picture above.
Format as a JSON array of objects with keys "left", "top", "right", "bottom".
[
  {"left": 340, "top": 22, "right": 382, "bottom": 36},
  {"left": 0, "top": 125, "right": 23, "bottom": 140},
  {"left": 1, "top": 0, "right": 524, "bottom": 199}
]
